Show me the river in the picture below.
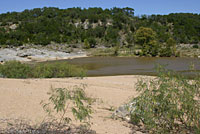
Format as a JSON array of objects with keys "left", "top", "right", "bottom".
[{"left": 49, "top": 57, "right": 200, "bottom": 77}]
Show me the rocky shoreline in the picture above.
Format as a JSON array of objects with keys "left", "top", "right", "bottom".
[
  {"left": 0, "top": 47, "right": 87, "bottom": 63},
  {"left": 1, "top": 43, "right": 200, "bottom": 64}
]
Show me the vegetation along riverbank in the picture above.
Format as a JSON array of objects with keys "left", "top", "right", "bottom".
[
  {"left": 0, "top": 61, "right": 86, "bottom": 78},
  {"left": 1, "top": 7, "right": 200, "bottom": 134},
  {"left": 0, "top": 7, "right": 200, "bottom": 61}
]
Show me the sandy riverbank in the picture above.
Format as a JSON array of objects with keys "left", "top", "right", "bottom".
[{"left": 0, "top": 75, "right": 150, "bottom": 134}]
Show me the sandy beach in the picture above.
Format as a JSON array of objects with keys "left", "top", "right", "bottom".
[{"left": 0, "top": 75, "right": 149, "bottom": 134}]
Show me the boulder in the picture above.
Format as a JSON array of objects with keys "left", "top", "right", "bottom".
[{"left": 112, "top": 101, "right": 137, "bottom": 122}]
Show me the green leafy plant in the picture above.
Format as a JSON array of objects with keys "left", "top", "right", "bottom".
[
  {"left": 193, "top": 44, "right": 199, "bottom": 49},
  {"left": 134, "top": 27, "right": 159, "bottom": 56},
  {"left": 0, "top": 61, "right": 86, "bottom": 78},
  {"left": 130, "top": 65, "right": 200, "bottom": 133},
  {"left": 0, "top": 61, "right": 31, "bottom": 78},
  {"left": 113, "top": 45, "right": 119, "bottom": 56},
  {"left": 160, "top": 37, "right": 177, "bottom": 57},
  {"left": 32, "top": 62, "right": 86, "bottom": 78},
  {"left": 41, "top": 85, "right": 93, "bottom": 125},
  {"left": 83, "top": 39, "right": 90, "bottom": 49}
]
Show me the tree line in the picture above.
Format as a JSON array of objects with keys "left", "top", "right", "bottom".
[{"left": 0, "top": 7, "right": 199, "bottom": 51}]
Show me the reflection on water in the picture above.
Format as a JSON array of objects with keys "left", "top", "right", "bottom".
[{"left": 50, "top": 57, "right": 200, "bottom": 77}]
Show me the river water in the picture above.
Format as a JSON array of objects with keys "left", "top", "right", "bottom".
[{"left": 51, "top": 57, "right": 200, "bottom": 77}]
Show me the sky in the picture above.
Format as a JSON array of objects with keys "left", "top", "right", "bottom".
[{"left": 0, "top": 0, "right": 200, "bottom": 15}]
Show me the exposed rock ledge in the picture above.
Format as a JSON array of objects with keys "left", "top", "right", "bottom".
[{"left": 0, "top": 48, "right": 87, "bottom": 63}]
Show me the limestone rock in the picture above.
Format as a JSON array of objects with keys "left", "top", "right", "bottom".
[{"left": 112, "top": 101, "right": 137, "bottom": 122}]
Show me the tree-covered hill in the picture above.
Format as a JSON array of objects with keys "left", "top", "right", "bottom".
[{"left": 0, "top": 7, "right": 199, "bottom": 48}]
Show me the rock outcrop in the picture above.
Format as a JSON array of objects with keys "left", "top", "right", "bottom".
[{"left": 0, "top": 47, "right": 87, "bottom": 62}]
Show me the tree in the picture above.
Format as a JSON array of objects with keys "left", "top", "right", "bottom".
[
  {"left": 160, "top": 37, "right": 176, "bottom": 57},
  {"left": 122, "top": 7, "right": 134, "bottom": 16},
  {"left": 33, "top": 33, "right": 50, "bottom": 45},
  {"left": 83, "top": 39, "right": 90, "bottom": 49},
  {"left": 105, "top": 27, "right": 119, "bottom": 47},
  {"left": 87, "top": 38, "right": 97, "bottom": 48},
  {"left": 125, "top": 32, "right": 134, "bottom": 47},
  {"left": 134, "top": 27, "right": 158, "bottom": 56},
  {"left": 1, "top": 7, "right": 200, "bottom": 47},
  {"left": 166, "top": 37, "right": 176, "bottom": 56}
]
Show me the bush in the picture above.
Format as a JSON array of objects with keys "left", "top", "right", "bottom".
[
  {"left": 32, "top": 62, "right": 86, "bottom": 78},
  {"left": 113, "top": 46, "right": 119, "bottom": 56},
  {"left": 88, "top": 48, "right": 119, "bottom": 56},
  {"left": 159, "top": 38, "right": 177, "bottom": 57},
  {"left": 193, "top": 44, "right": 199, "bottom": 49},
  {"left": 87, "top": 38, "right": 97, "bottom": 48},
  {"left": 83, "top": 39, "right": 90, "bottom": 49},
  {"left": 0, "top": 61, "right": 31, "bottom": 78},
  {"left": 0, "top": 85, "right": 95, "bottom": 133},
  {"left": 0, "top": 61, "right": 86, "bottom": 78},
  {"left": 41, "top": 85, "right": 93, "bottom": 125},
  {"left": 130, "top": 65, "right": 200, "bottom": 133},
  {"left": 0, "top": 118, "right": 95, "bottom": 134}
]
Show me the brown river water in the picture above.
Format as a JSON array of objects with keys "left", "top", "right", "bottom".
[{"left": 49, "top": 57, "right": 200, "bottom": 77}]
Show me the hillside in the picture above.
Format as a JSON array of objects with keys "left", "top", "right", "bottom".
[{"left": 0, "top": 7, "right": 200, "bottom": 48}]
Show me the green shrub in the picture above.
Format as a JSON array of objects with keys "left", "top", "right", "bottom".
[
  {"left": 41, "top": 85, "right": 93, "bottom": 125},
  {"left": 159, "top": 38, "right": 177, "bottom": 57},
  {"left": 87, "top": 38, "right": 97, "bottom": 48},
  {"left": 0, "top": 61, "right": 31, "bottom": 78},
  {"left": 193, "top": 44, "right": 199, "bottom": 49},
  {"left": 113, "top": 46, "right": 119, "bottom": 56},
  {"left": 88, "top": 48, "right": 116, "bottom": 56},
  {"left": 0, "top": 65, "right": 4, "bottom": 78},
  {"left": 32, "top": 62, "right": 86, "bottom": 78},
  {"left": 83, "top": 39, "right": 90, "bottom": 49},
  {"left": 0, "top": 61, "right": 86, "bottom": 78},
  {"left": 130, "top": 65, "right": 200, "bottom": 133}
]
